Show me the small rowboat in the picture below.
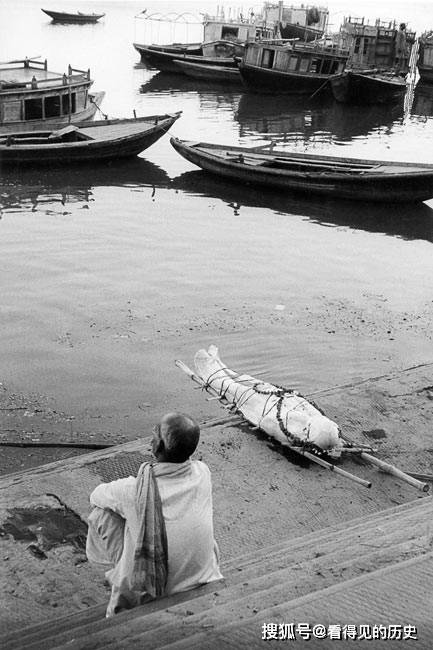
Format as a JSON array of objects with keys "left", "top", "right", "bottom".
[
  {"left": 173, "top": 60, "right": 242, "bottom": 85},
  {"left": 41, "top": 9, "right": 105, "bottom": 23},
  {"left": 170, "top": 138, "right": 433, "bottom": 203},
  {"left": 0, "top": 113, "right": 181, "bottom": 166}
]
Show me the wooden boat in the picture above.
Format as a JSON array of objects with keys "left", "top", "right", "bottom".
[
  {"left": 170, "top": 138, "right": 433, "bottom": 203},
  {"left": 339, "top": 16, "right": 415, "bottom": 72},
  {"left": 237, "top": 39, "right": 349, "bottom": 94},
  {"left": 0, "top": 57, "right": 104, "bottom": 131},
  {"left": 41, "top": 9, "right": 105, "bottom": 23},
  {"left": 173, "top": 60, "right": 242, "bottom": 84},
  {"left": 278, "top": 4, "right": 329, "bottom": 42},
  {"left": 330, "top": 69, "right": 407, "bottom": 104},
  {"left": 0, "top": 113, "right": 181, "bottom": 166},
  {"left": 134, "top": 44, "right": 238, "bottom": 73}
]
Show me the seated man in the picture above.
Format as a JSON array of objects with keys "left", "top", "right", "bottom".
[{"left": 86, "top": 412, "right": 223, "bottom": 616}]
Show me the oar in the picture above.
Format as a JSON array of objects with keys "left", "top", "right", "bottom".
[
  {"left": 360, "top": 452, "right": 429, "bottom": 493},
  {"left": 175, "top": 359, "right": 371, "bottom": 488}
]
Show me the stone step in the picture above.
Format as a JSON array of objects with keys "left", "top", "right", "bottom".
[{"left": 7, "top": 496, "right": 431, "bottom": 650}]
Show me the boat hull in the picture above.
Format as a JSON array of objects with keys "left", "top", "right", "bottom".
[
  {"left": 0, "top": 114, "right": 180, "bottom": 166},
  {"left": 330, "top": 72, "right": 407, "bottom": 104},
  {"left": 279, "top": 22, "right": 323, "bottom": 42},
  {"left": 173, "top": 60, "right": 242, "bottom": 84},
  {"left": 171, "top": 138, "right": 433, "bottom": 203},
  {"left": 41, "top": 9, "right": 105, "bottom": 23},
  {"left": 238, "top": 62, "right": 333, "bottom": 95},
  {"left": 134, "top": 44, "right": 236, "bottom": 73}
]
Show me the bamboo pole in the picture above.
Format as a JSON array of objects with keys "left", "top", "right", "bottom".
[
  {"left": 360, "top": 452, "right": 429, "bottom": 493},
  {"left": 175, "top": 359, "right": 371, "bottom": 488}
]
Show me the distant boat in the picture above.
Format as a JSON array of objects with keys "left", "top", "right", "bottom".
[
  {"left": 173, "top": 60, "right": 242, "bottom": 85},
  {"left": 0, "top": 57, "right": 104, "bottom": 131},
  {"left": 134, "top": 44, "right": 239, "bottom": 73},
  {"left": 170, "top": 138, "right": 433, "bottom": 203},
  {"left": 330, "top": 70, "right": 408, "bottom": 104},
  {"left": 278, "top": 4, "right": 329, "bottom": 42},
  {"left": 41, "top": 9, "right": 105, "bottom": 23},
  {"left": 0, "top": 113, "right": 181, "bottom": 166},
  {"left": 237, "top": 40, "right": 349, "bottom": 94}
]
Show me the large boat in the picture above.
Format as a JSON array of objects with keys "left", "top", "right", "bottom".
[
  {"left": 418, "top": 32, "right": 433, "bottom": 83},
  {"left": 0, "top": 113, "right": 181, "bottom": 166},
  {"left": 41, "top": 9, "right": 105, "bottom": 23},
  {"left": 134, "top": 9, "right": 278, "bottom": 73},
  {"left": 0, "top": 57, "right": 104, "bottom": 132},
  {"left": 328, "top": 16, "right": 416, "bottom": 105},
  {"left": 170, "top": 138, "right": 433, "bottom": 203},
  {"left": 338, "top": 16, "right": 415, "bottom": 72},
  {"left": 237, "top": 39, "right": 349, "bottom": 94}
]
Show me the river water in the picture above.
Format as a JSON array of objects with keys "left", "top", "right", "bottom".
[{"left": 1, "top": 0, "right": 433, "bottom": 446}]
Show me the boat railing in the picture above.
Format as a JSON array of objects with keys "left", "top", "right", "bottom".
[{"left": 0, "top": 64, "right": 92, "bottom": 92}]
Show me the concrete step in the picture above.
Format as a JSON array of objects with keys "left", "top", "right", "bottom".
[
  {"left": 6, "top": 496, "right": 431, "bottom": 650},
  {"left": 159, "top": 551, "right": 433, "bottom": 650}
]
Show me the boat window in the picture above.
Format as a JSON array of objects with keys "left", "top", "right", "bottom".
[
  {"left": 310, "top": 58, "right": 321, "bottom": 73},
  {"left": 2, "top": 100, "right": 22, "bottom": 122},
  {"left": 288, "top": 56, "right": 298, "bottom": 71},
  {"left": 24, "top": 98, "right": 43, "bottom": 121},
  {"left": 354, "top": 36, "right": 361, "bottom": 54},
  {"left": 321, "top": 59, "right": 333, "bottom": 74},
  {"left": 61, "top": 93, "right": 77, "bottom": 115},
  {"left": 299, "top": 58, "right": 310, "bottom": 72},
  {"left": 44, "top": 95, "right": 61, "bottom": 118},
  {"left": 274, "top": 51, "right": 290, "bottom": 70},
  {"left": 221, "top": 26, "right": 239, "bottom": 40},
  {"left": 75, "top": 91, "right": 86, "bottom": 111},
  {"left": 261, "top": 49, "right": 275, "bottom": 68}
]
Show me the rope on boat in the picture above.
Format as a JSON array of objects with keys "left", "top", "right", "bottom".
[{"left": 89, "top": 95, "right": 108, "bottom": 120}]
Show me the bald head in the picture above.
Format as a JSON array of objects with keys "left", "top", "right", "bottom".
[{"left": 153, "top": 412, "right": 200, "bottom": 463}]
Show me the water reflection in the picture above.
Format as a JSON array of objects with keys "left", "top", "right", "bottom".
[
  {"left": 172, "top": 170, "right": 433, "bottom": 243},
  {"left": 235, "top": 93, "right": 405, "bottom": 145},
  {"left": 411, "top": 82, "right": 433, "bottom": 118},
  {"left": 0, "top": 158, "right": 170, "bottom": 215}
]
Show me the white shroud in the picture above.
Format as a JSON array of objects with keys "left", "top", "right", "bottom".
[{"left": 194, "top": 345, "right": 343, "bottom": 454}]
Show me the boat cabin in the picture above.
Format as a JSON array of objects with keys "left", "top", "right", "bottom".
[
  {"left": 339, "top": 16, "right": 416, "bottom": 71},
  {"left": 0, "top": 58, "right": 96, "bottom": 130},
  {"left": 243, "top": 40, "right": 349, "bottom": 77}
]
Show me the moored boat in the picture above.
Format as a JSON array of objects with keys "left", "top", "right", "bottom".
[
  {"left": 277, "top": 4, "right": 329, "bottom": 42},
  {"left": 170, "top": 137, "right": 433, "bottom": 203},
  {"left": 237, "top": 39, "right": 349, "bottom": 94},
  {"left": 330, "top": 69, "right": 407, "bottom": 104},
  {"left": 0, "top": 113, "right": 181, "bottom": 166},
  {"left": 41, "top": 9, "right": 105, "bottom": 23},
  {"left": 0, "top": 57, "right": 104, "bottom": 131},
  {"left": 173, "top": 60, "right": 242, "bottom": 84}
]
